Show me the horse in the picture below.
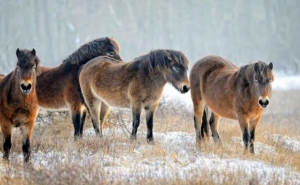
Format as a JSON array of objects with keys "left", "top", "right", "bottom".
[
  {"left": 36, "top": 37, "right": 122, "bottom": 139},
  {"left": 78, "top": 49, "right": 190, "bottom": 143},
  {"left": 190, "top": 55, "right": 274, "bottom": 153},
  {"left": 0, "top": 48, "right": 40, "bottom": 162},
  {"left": 0, "top": 74, "right": 5, "bottom": 80}
]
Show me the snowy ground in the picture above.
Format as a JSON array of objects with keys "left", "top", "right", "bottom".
[{"left": 1, "top": 127, "right": 300, "bottom": 184}]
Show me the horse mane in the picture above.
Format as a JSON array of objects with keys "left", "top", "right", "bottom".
[
  {"left": 133, "top": 49, "right": 187, "bottom": 71},
  {"left": 62, "top": 37, "right": 119, "bottom": 66},
  {"left": 236, "top": 64, "right": 251, "bottom": 78}
]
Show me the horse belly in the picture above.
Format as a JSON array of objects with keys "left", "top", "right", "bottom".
[
  {"left": 96, "top": 91, "right": 131, "bottom": 109},
  {"left": 205, "top": 98, "right": 238, "bottom": 120}
]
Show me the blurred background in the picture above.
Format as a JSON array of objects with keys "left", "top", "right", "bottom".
[{"left": 0, "top": 0, "right": 299, "bottom": 75}]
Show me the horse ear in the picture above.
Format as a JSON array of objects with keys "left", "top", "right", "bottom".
[
  {"left": 31, "top": 48, "right": 36, "bottom": 56},
  {"left": 16, "top": 48, "right": 20, "bottom": 57},
  {"left": 254, "top": 63, "right": 260, "bottom": 73},
  {"left": 269, "top": 62, "right": 273, "bottom": 70}
]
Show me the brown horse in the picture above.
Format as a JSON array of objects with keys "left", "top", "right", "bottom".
[
  {"left": 36, "top": 37, "right": 122, "bottom": 139},
  {"left": 190, "top": 55, "right": 274, "bottom": 153},
  {"left": 0, "top": 48, "right": 40, "bottom": 162},
  {"left": 79, "top": 49, "right": 190, "bottom": 143},
  {"left": 0, "top": 74, "right": 4, "bottom": 80}
]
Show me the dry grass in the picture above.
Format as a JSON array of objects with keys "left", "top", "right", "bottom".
[{"left": 0, "top": 90, "right": 299, "bottom": 185}]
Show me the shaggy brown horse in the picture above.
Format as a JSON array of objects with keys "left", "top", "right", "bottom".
[
  {"left": 0, "top": 49, "right": 40, "bottom": 162},
  {"left": 190, "top": 55, "right": 274, "bottom": 153},
  {"left": 36, "top": 37, "right": 122, "bottom": 139},
  {"left": 79, "top": 49, "right": 190, "bottom": 143}
]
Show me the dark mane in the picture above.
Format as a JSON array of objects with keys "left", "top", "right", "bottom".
[
  {"left": 133, "top": 49, "right": 188, "bottom": 71},
  {"left": 62, "top": 37, "right": 119, "bottom": 66},
  {"left": 236, "top": 64, "right": 251, "bottom": 78}
]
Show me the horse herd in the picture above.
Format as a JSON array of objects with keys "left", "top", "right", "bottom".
[{"left": 0, "top": 37, "right": 274, "bottom": 162}]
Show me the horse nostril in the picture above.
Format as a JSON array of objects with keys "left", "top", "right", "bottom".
[
  {"left": 265, "top": 100, "right": 269, "bottom": 106},
  {"left": 21, "top": 84, "right": 32, "bottom": 91},
  {"left": 259, "top": 99, "right": 269, "bottom": 108},
  {"left": 182, "top": 85, "right": 190, "bottom": 93}
]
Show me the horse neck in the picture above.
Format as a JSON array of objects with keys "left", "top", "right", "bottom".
[
  {"left": 129, "top": 60, "right": 167, "bottom": 87},
  {"left": 236, "top": 64, "right": 258, "bottom": 97}
]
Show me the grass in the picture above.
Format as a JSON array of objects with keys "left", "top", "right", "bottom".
[{"left": 0, "top": 90, "right": 300, "bottom": 185}]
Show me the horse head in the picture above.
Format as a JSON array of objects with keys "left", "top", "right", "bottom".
[
  {"left": 253, "top": 61, "right": 274, "bottom": 108},
  {"left": 164, "top": 50, "right": 190, "bottom": 94},
  {"left": 16, "top": 48, "right": 40, "bottom": 95}
]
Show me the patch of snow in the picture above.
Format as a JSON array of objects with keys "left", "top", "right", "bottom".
[
  {"left": 1, "top": 130, "right": 299, "bottom": 184},
  {"left": 265, "top": 133, "right": 300, "bottom": 153}
]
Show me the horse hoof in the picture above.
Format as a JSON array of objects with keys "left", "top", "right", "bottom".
[
  {"left": 130, "top": 135, "right": 137, "bottom": 140},
  {"left": 3, "top": 155, "right": 9, "bottom": 161},
  {"left": 147, "top": 138, "right": 154, "bottom": 144}
]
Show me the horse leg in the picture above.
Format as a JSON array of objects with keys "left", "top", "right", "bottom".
[
  {"left": 70, "top": 105, "right": 84, "bottom": 139},
  {"left": 238, "top": 115, "right": 250, "bottom": 153},
  {"left": 89, "top": 100, "right": 101, "bottom": 137},
  {"left": 100, "top": 103, "right": 111, "bottom": 129},
  {"left": 192, "top": 100, "right": 206, "bottom": 143},
  {"left": 1, "top": 123, "right": 12, "bottom": 161},
  {"left": 209, "top": 112, "right": 221, "bottom": 143},
  {"left": 130, "top": 107, "right": 141, "bottom": 140},
  {"left": 145, "top": 104, "right": 158, "bottom": 143},
  {"left": 20, "top": 114, "right": 36, "bottom": 162},
  {"left": 249, "top": 115, "right": 261, "bottom": 154}
]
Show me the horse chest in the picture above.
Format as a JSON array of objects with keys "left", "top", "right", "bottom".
[{"left": 11, "top": 108, "right": 31, "bottom": 126}]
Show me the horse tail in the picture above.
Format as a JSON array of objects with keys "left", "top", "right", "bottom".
[
  {"left": 77, "top": 66, "right": 91, "bottom": 115},
  {"left": 202, "top": 106, "right": 210, "bottom": 137}
]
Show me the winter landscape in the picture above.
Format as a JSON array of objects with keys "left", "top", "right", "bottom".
[{"left": 1, "top": 1, "right": 300, "bottom": 184}]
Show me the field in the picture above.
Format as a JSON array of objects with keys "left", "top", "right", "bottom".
[{"left": 0, "top": 89, "right": 299, "bottom": 185}]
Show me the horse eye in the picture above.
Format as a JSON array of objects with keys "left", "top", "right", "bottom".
[
  {"left": 107, "top": 52, "right": 114, "bottom": 56},
  {"left": 172, "top": 66, "right": 180, "bottom": 72}
]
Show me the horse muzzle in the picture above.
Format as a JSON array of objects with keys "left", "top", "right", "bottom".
[
  {"left": 258, "top": 97, "right": 269, "bottom": 108},
  {"left": 20, "top": 83, "right": 32, "bottom": 95},
  {"left": 179, "top": 85, "right": 190, "bottom": 94}
]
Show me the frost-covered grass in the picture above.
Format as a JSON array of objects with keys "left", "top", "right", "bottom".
[{"left": 0, "top": 84, "right": 300, "bottom": 184}]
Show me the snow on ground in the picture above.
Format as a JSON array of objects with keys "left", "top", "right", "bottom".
[
  {"left": 265, "top": 133, "right": 300, "bottom": 153},
  {"left": 1, "top": 128, "right": 299, "bottom": 184}
]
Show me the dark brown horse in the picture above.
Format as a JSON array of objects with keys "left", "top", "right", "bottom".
[
  {"left": 190, "top": 55, "right": 274, "bottom": 153},
  {"left": 0, "top": 49, "right": 40, "bottom": 162},
  {"left": 79, "top": 49, "right": 190, "bottom": 143},
  {"left": 36, "top": 37, "right": 122, "bottom": 139}
]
